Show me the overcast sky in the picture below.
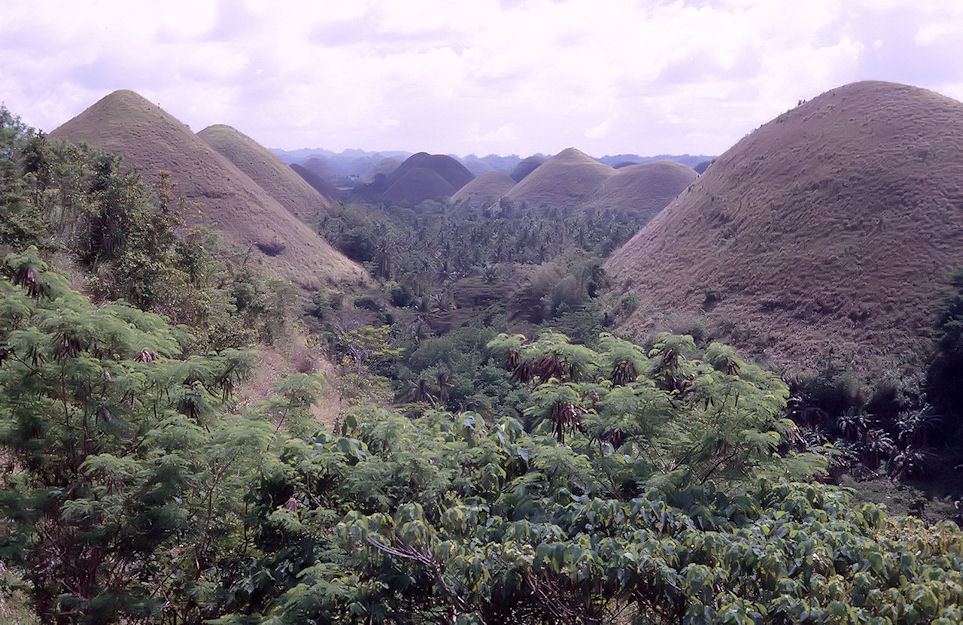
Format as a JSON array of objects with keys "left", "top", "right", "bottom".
[{"left": 2, "top": 0, "right": 962, "bottom": 157}]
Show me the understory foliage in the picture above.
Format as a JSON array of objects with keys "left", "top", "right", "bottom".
[
  {"left": 927, "top": 267, "right": 963, "bottom": 434},
  {"left": 7, "top": 259, "right": 963, "bottom": 623},
  {"left": 220, "top": 408, "right": 963, "bottom": 625},
  {"left": 319, "top": 200, "right": 639, "bottom": 286},
  {"left": 786, "top": 265, "right": 963, "bottom": 482},
  {"left": 0, "top": 250, "right": 273, "bottom": 623}
]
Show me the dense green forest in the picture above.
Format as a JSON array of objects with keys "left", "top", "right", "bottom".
[{"left": 3, "top": 104, "right": 963, "bottom": 624}]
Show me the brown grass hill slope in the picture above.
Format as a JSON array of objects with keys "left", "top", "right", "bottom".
[
  {"left": 605, "top": 80, "right": 963, "bottom": 377},
  {"left": 290, "top": 163, "right": 344, "bottom": 200},
  {"left": 505, "top": 148, "right": 614, "bottom": 212},
  {"left": 582, "top": 161, "right": 697, "bottom": 217},
  {"left": 510, "top": 155, "right": 546, "bottom": 182},
  {"left": 450, "top": 171, "right": 516, "bottom": 209},
  {"left": 360, "top": 157, "right": 403, "bottom": 184},
  {"left": 300, "top": 157, "right": 341, "bottom": 184},
  {"left": 51, "top": 90, "right": 369, "bottom": 290},
  {"left": 197, "top": 124, "right": 334, "bottom": 222},
  {"left": 381, "top": 152, "right": 475, "bottom": 205}
]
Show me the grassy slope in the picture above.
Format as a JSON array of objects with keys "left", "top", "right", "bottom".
[
  {"left": 581, "top": 160, "right": 697, "bottom": 217},
  {"left": 510, "top": 154, "right": 547, "bottom": 182},
  {"left": 379, "top": 153, "right": 475, "bottom": 205},
  {"left": 50, "top": 90, "right": 369, "bottom": 291},
  {"left": 505, "top": 148, "right": 614, "bottom": 211},
  {"left": 605, "top": 81, "right": 963, "bottom": 378},
  {"left": 197, "top": 124, "right": 334, "bottom": 223},
  {"left": 359, "top": 157, "right": 403, "bottom": 183},
  {"left": 449, "top": 171, "right": 516, "bottom": 208}
]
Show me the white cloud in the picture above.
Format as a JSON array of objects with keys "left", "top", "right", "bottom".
[{"left": 1, "top": 0, "right": 961, "bottom": 156}]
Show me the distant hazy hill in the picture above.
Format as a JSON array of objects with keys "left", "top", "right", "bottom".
[
  {"left": 290, "top": 163, "right": 343, "bottom": 200},
  {"left": 197, "top": 124, "right": 334, "bottom": 222},
  {"left": 450, "top": 171, "right": 516, "bottom": 209},
  {"left": 359, "top": 157, "right": 403, "bottom": 184},
  {"left": 274, "top": 148, "right": 412, "bottom": 178},
  {"left": 510, "top": 155, "right": 547, "bottom": 182},
  {"left": 379, "top": 152, "right": 475, "bottom": 205},
  {"left": 582, "top": 160, "right": 697, "bottom": 216},
  {"left": 274, "top": 147, "right": 709, "bottom": 182},
  {"left": 505, "top": 148, "right": 614, "bottom": 212},
  {"left": 300, "top": 157, "right": 342, "bottom": 184},
  {"left": 51, "top": 90, "right": 368, "bottom": 289},
  {"left": 597, "top": 153, "right": 714, "bottom": 168},
  {"left": 605, "top": 81, "right": 963, "bottom": 376},
  {"left": 458, "top": 153, "right": 523, "bottom": 176}
]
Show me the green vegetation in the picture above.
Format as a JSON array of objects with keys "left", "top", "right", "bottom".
[
  {"left": 927, "top": 268, "right": 963, "bottom": 434},
  {"left": 3, "top": 102, "right": 963, "bottom": 623}
]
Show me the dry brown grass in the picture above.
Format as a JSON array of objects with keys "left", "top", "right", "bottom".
[
  {"left": 380, "top": 152, "right": 475, "bottom": 205},
  {"left": 197, "top": 124, "right": 333, "bottom": 221},
  {"left": 50, "top": 90, "right": 370, "bottom": 291},
  {"left": 605, "top": 81, "right": 963, "bottom": 379},
  {"left": 505, "top": 147, "right": 614, "bottom": 211},
  {"left": 233, "top": 323, "right": 344, "bottom": 430},
  {"left": 450, "top": 171, "right": 516, "bottom": 209},
  {"left": 510, "top": 154, "right": 547, "bottom": 182},
  {"left": 582, "top": 160, "right": 697, "bottom": 216}
]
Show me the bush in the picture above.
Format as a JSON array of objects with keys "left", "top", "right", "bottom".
[{"left": 620, "top": 292, "right": 641, "bottom": 314}]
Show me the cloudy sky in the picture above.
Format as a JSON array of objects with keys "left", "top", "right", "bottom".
[{"left": 2, "top": 0, "right": 962, "bottom": 157}]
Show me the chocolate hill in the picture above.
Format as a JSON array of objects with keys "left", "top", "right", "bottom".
[
  {"left": 582, "top": 161, "right": 697, "bottom": 216},
  {"left": 290, "top": 163, "right": 343, "bottom": 200},
  {"left": 510, "top": 155, "right": 546, "bottom": 182},
  {"left": 299, "top": 157, "right": 341, "bottom": 183},
  {"left": 450, "top": 171, "right": 516, "bottom": 209},
  {"left": 360, "top": 157, "right": 403, "bottom": 184},
  {"left": 197, "top": 124, "right": 334, "bottom": 222},
  {"left": 51, "top": 90, "right": 368, "bottom": 289},
  {"left": 380, "top": 152, "right": 474, "bottom": 205},
  {"left": 605, "top": 81, "right": 963, "bottom": 376},
  {"left": 505, "top": 148, "right": 614, "bottom": 212}
]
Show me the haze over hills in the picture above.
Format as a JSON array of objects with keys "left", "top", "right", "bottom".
[
  {"left": 290, "top": 163, "right": 343, "bottom": 199},
  {"left": 605, "top": 80, "right": 963, "bottom": 376},
  {"left": 276, "top": 147, "right": 709, "bottom": 184},
  {"left": 359, "top": 157, "right": 403, "bottom": 184},
  {"left": 197, "top": 124, "right": 334, "bottom": 222},
  {"left": 300, "top": 157, "right": 342, "bottom": 185},
  {"left": 596, "top": 154, "right": 712, "bottom": 168},
  {"left": 273, "top": 147, "right": 411, "bottom": 178},
  {"left": 50, "top": 89, "right": 369, "bottom": 289},
  {"left": 457, "top": 153, "right": 524, "bottom": 176}
]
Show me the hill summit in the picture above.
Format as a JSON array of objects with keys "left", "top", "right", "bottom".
[
  {"left": 605, "top": 81, "right": 963, "bottom": 375},
  {"left": 379, "top": 152, "right": 475, "bottom": 205},
  {"left": 51, "top": 90, "right": 368, "bottom": 289},
  {"left": 505, "top": 147, "right": 615, "bottom": 212}
]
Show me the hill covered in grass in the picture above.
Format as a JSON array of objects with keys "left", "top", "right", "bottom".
[
  {"left": 51, "top": 90, "right": 368, "bottom": 290},
  {"left": 449, "top": 171, "right": 516, "bottom": 209},
  {"left": 197, "top": 123, "right": 334, "bottom": 222},
  {"left": 509, "top": 154, "right": 546, "bottom": 182},
  {"left": 605, "top": 80, "right": 963, "bottom": 377},
  {"left": 378, "top": 152, "right": 475, "bottom": 205},
  {"left": 504, "top": 147, "right": 614, "bottom": 212},
  {"left": 582, "top": 160, "right": 697, "bottom": 216}
]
